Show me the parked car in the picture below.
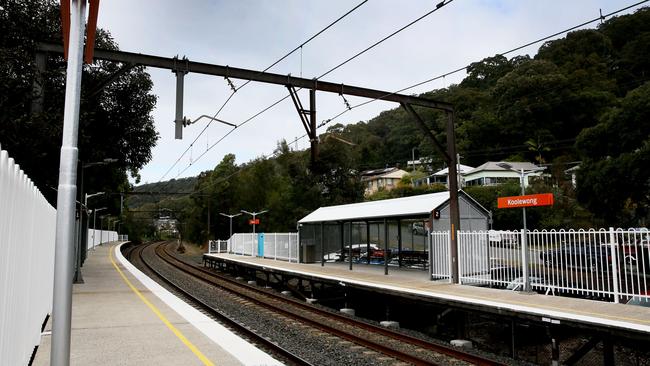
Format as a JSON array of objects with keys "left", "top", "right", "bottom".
[
  {"left": 539, "top": 244, "right": 610, "bottom": 271},
  {"left": 412, "top": 222, "right": 426, "bottom": 235}
]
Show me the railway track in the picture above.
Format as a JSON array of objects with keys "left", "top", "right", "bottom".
[
  {"left": 127, "top": 242, "right": 313, "bottom": 366},
  {"left": 135, "top": 241, "right": 506, "bottom": 366}
]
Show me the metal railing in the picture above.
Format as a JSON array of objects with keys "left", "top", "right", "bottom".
[
  {"left": 0, "top": 147, "right": 57, "bottom": 366},
  {"left": 208, "top": 233, "right": 299, "bottom": 262},
  {"left": 431, "top": 228, "right": 650, "bottom": 304}
]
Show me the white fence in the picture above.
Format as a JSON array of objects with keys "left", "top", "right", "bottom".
[
  {"left": 431, "top": 228, "right": 650, "bottom": 304},
  {"left": 0, "top": 147, "right": 57, "bottom": 366},
  {"left": 86, "top": 229, "right": 118, "bottom": 250},
  {"left": 209, "top": 232, "right": 299, "bottom": 262}
]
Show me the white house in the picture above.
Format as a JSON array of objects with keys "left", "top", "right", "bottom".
[
  {"left": 463, "top": 161, "right": 544, "bottom": 187},
  {"left": 415, "top": 164, "right": 475, "bottom": 187}
]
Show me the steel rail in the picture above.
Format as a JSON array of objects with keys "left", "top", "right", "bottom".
[
  {"left": 126, "top": 242, "right": 314, "bottom": 366},
  {"left": 158, "top": 243, "right": 504, "bottom": 365}
]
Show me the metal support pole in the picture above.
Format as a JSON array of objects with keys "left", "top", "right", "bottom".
[
  {"left": 51, "top": 1, "right": 86, "bottom": 365},
  {"left": 339, "top": 222, "right": 344, "bottom": 262},
  {"left": 446, "top": 111, "right": 461, "bottom": 284},
  {"left": 397, "top": 219, "right": 402, "bottom": 268},
  {"left": 207, "top": 198, "right": 211, "bottom": 240},
  {"left": 173, "top": 64, "right": 187, "bottom": 139},
  {"left": 73, "top": 164, "right": 84, "bottom": 284},
  {"left": 92, "top": 210, "right": 96, "bottom": 250},
  {"left": 84, "top": 209, "right": 90, "bottom": 254},
  {"left": 321, "top": 222, "right": 325, "bottom": 267},
  {"left": 348, "top": 222, "right": 353, "bottom": 271},
  {"left": 384, "top": 218, "right": 389, "bottom": 275},
  {"left": 309, "top": 88, "right": 318, "bottom": 165},
  {"left": 366, "top": 221, "right": 370, "bottom": 265},
  {"left": 520, "top": 169, "right": 530, "bottom": 293}
]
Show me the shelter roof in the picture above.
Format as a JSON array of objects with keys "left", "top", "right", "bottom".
[{"left": 299, "top": 191, "right": 452, "bottom": 224}]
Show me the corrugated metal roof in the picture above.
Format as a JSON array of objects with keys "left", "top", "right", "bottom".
[
  {"left": 466, "top": 161, "right": 541, "bottom": 175},
  {"left": 431, "top": 164, "right": 474, "bottom": 176},
  {"left": 298, "top": 191, "right": 451, "bottom": 223}
]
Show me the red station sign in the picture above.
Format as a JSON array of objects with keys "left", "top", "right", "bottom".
[
  {"left": 249, "top": 219, "right": 260, "bottom": 225},
  {"left": 498, "top": 193, "right": 554, "bottom": 209}
]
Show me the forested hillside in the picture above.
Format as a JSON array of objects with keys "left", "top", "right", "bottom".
[{"left": 130, "top": 8, "right": 650, "bottom": 243}]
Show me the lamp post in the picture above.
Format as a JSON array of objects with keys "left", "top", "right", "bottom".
[
  {"left": 75, "top": 159, "right": 116, "bottom": 284},
  {"left": 219, "top": 212, "right": 242, "bottom": 239},
  {"left": 84, "top": 192, "right": 103, "bottom": 252},
  {"left": 241, "top": 209, "right": 268, "bottom": 234},
  {"left": 497, "top": 162, "right": 546, "bottom": 292},
  {"left": 92, "top": 207, "right": 107, "bottom": 250},
  {"left": 100, "top": 215, "right": 109, "bottom": 246}
]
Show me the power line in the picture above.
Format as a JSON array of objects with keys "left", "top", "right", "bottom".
[
  {"left": 168, "top": 0, "right": 458, "bottom": 179},
  {"left": 158, "top": 1, "right": 369, "bottom": 182},
  {"left": 317, "top": 0, "right": 455, "bottom": 79},
  {"left": 316, "top": 0, "right": 650, "bottom": 131},
  {"left": 161, "top": 0, "right": 646, "bottom": 189}
]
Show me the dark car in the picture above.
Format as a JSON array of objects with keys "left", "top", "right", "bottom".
[{"left": 540, "top": 244, "right": 610, "bottom": 271}]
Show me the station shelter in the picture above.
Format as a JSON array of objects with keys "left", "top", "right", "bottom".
[{"left": 297, "top": 190, "right": 490, "bottom": 273}]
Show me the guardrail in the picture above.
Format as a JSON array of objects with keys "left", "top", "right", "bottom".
[
  {"left": 0, "top": 147, "right": 56, "bottom": 366},
  {"left": 208, "top": 232, "right": 299, "bottom": 262},
  {"left": 431, "top": 228, "right": 650, "bottom": 304}
]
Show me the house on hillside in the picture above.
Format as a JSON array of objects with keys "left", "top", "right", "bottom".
[
  {"left": 414, "top": 164, "right": 475, "bottom": 188},
  {"left": 464, "top": 161, "right": 544, "bottom": 187},
  {"left": 361, "top": 167, "right": 408, "bottom": 196}
]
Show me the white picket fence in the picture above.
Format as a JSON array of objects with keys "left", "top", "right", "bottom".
[
  {"left": 209, "top": 232, "right": 299, "bottom": 262},
  {"left": 0, "top": 147, "right": 57, "bottom": 366},
  {"left": 431, "top": 228, "right": 650, "bottom": 304}
]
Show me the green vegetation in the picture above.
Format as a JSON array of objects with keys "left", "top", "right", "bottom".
[
  {"left": 4, "top": 1, "right": 649, "bottom": 243},
  {"left": 1, "top": 1, "right": 159, "bottom": 242},
  {"left": 144, "top": 7, "right": 650, "bottom": 243}
]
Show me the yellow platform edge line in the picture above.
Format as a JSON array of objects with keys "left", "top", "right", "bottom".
[{"left": 110, "top": 245, "right": 215, "bottom": 366}]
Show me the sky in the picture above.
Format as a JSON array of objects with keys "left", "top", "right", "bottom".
[{"left": 94, "top": 0, "right": 645, "bottom": 185}]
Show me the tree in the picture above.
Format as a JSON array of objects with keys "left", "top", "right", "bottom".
[
  {"left": 0, "top": 0, "right": 158, "bottom": 205},
  {"left": 576, "top": 81, "right": 650, "bottom": 225}
]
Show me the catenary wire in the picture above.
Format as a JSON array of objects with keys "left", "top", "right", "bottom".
[
  {"left": 169, "top": 0, "right": 458, "bottom": 179},
  {"left": 158, "top": 1, "right": 369, "bottom": 182},
  {"left": 163, "top": 0, "right": 646, "bottom": 190},
  {"left": 315, "top": 0, "right": 650, "bottom": 131}
]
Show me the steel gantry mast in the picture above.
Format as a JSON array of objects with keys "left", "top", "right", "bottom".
[{"left": 35, "top": 42, "right": 463, "bottom": 284}]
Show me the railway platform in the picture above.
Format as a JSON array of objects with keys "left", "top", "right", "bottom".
[
  {"left": 203, "top": 253, "right": 650, "bottom": 340},
  {"left": 32, "top": 243, "right": 280, "bottom": 366}
]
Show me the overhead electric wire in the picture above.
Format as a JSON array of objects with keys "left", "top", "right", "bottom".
[
  {"left": 168, "top": 0, "right": 458, "bottom": 179},
  {"left": 162, "top": 0, "right": 646, "bottom": 191},
  {"left": 158, "top": 0, "right": 369, "bottom": 182},
  {"left": 315, "top": 0, "right": 650, "bottom": 131},
  {"left": 317, "top": 0, "right": 455, "bottom": 79}
]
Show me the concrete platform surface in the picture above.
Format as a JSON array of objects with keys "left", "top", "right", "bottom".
[
  {"left": 33, "top": 244, "right": 278, "bottom": 366},
  {"left": 206, "top": 253, "right": 650, "bottom": 336}
]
